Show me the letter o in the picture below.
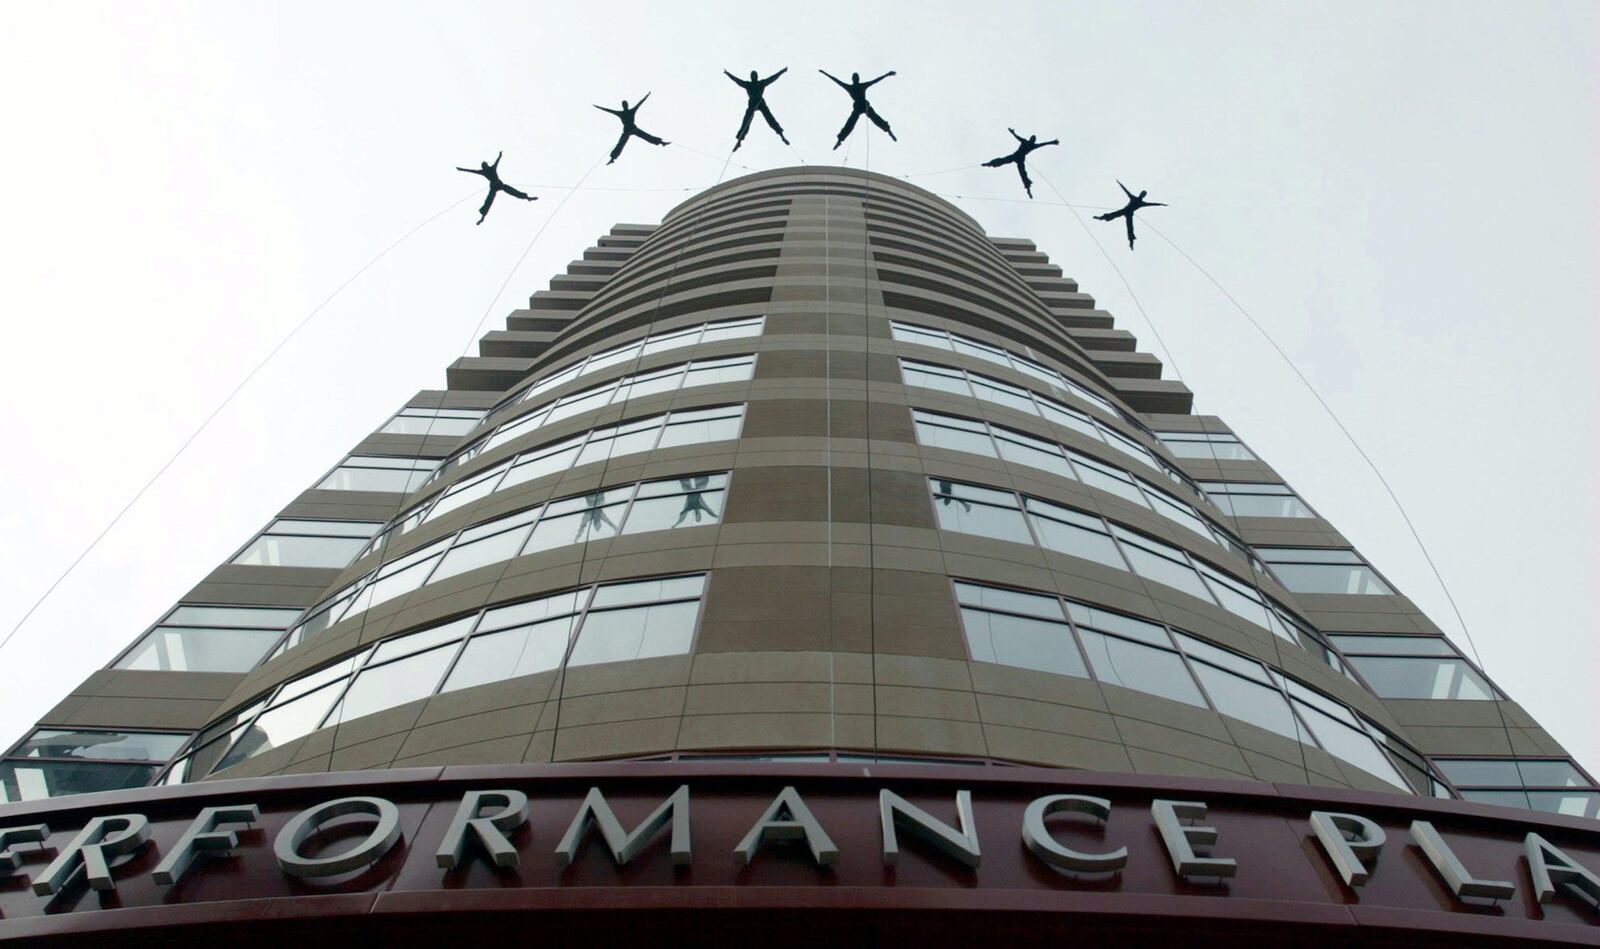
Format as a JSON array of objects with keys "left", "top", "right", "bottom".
[{"left": 274, "top": 796, "right": 402, "bottom": 878}]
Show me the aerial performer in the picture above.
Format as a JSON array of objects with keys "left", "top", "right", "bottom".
[
  {"left": 819, "top": 69, "right": 898, "bottom": 149},
  {"left": 724, "top": 67, "right": 790, "bottom": 151},
  {"left": 1094, "top": 181, "right": 1167, "bottom": 249},
  {"left": 982, "top": 128, "right": 1059, "bottom": 198},
  {"left": 595, "top": 94, "right": 670, "bottom": 164},
  {"left": 455, "top": 152, "right": 537, "bottom": 225}
]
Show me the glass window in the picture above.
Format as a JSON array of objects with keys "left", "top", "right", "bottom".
[
  {"left": 345, "top": 538, "right": 449, "bottom": 615},
  {"left": 422, "top": 462, "right": 511, "bottom": 522},
  {"left": 1199, "top": 482, "right": 1316, "bottom": 519},
  {"left": 959, "top": 607, "right": 1087, "bottom": 678},
  {"left": 951, "top": 335, "right": 1012, "bottom": 368},
  {"left": 317, "top": 456, "right": 437, "bottom": 493},
  {"left": 955, "top": 582, "right": 1066, "bottom": 619},
  {"left": 930, "top": 479, "right": 1033, "bottom": 544},
  {"left": 1025, "top": 498, "right": 1126, "bottom": 569},
  {"left": 368, "top": 617, "right": 475, "bottom": 665},
  {"left": 622, "top": 474, "right": 726, "bottom": 533},
  {"left": 232, "top": 519, "right": 382, "bottom": 569},
  {"left": 913, "top": 410, "right": 997, "bottom": 457},
  {"left": 500, "top": 435, "right": 584, "bottom": 489},
  {"left": 995, "top": 428, "right": 1072, "bottom": 477},
  {"left": 1155, "top": 432, "right": 1255, "bottom": 461},
  {"left": 1437, "top": 758, "right": 1591, "bottom": 788},
  {"left": 1175, "top": 635, "right": 1303, "bottom": 740},
  {"left": 1139, "top": 483, "right": 1214, "bottom": 539},
  {"left": 657, "top": 404, "right": 744, "bottom": 448},
  {"left": 442, "top": 616, "right": 575, "bottom": 692},
  {"left": 1077, "top": 629, "right": 1205, "bottom": 706},
  {"left": 567, "top": 600, "right": 700, "bottom": 667},
  {"left": 901, "top": 359, "right": 972, "bottom": 397},
  {"left": 698, "top": 315, "right": 765, "bottom": 344},
  {"left": 1328, "top": 634, "right": 1456, "bottom": 656},
  {"left": 1037, "top": 397, "right": 1105, "bottom": 442},
  {"left": 1258, "top": 548, "right": 1392, "bottom": 595},
  {"left": 1345, "top": 656, "right": 1496, "bottom": 700},
  {"left": 1111, "top": 527, "right": 1216, "bottom": 603},
  {"left": 1458, "top": 790, "right": 1600, "bottom": 819},
  {"left": 326, "top": 644, "right": 458, "bottom": 724},
  {"left": 118, "top": 604, "right": 297, "bottom": 672},
  {"left": 12, "top": 729, "right": 186, "bottom": 762},
  {"left": 524, "top": 489, "right": 628, "bottom": 552},
  {"left": 681, "top": 355, "right": 755, "bottom": 388},
  {"left": 1070, "top": 454, "right": 1149, "bottom": 507},
  {"left": 428, "top": 511, "right": 541, "bottom": 584},
  {"left": 1196, "top": 564, "right": 1281, "bottom": 635},
  {"left": 380, "top": 407, "right": 483, "bottom": 437},
  {"left": 213, "top": 679, "right": 348, "bottom": 771},
  {"left": 1286, "top": 693, "right": 1410, "bottom": 789},
  {"left": 970, "top": 374, "right": 1039, "bottom": 415},
  {"left": 0, "top": 761, "right": 162, "bottom": 803},
  {"left": 891, "top": 321, "right": 954, "bottom": 351}
]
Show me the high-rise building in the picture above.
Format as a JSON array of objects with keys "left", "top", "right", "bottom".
[{"left": 0, "top": 168, "right": 1594, "bottom": 945}]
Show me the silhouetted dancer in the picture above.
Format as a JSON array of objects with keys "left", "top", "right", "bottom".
[
  {"left": 820, "top": 69, "right": 897, "bottom": 149},
  {"left": 982, "top": 128, "right": 1059, "bottom": 198},
  {"left": 595, "top": 94, "right": 670, "bottom": 165},
  {"left": 724, "top": 68, "right": 790, "bottom": 151},
  {"left": 673, "top": 476, "right": 719, "bottom": 526},
  {"left": 455, "top": 152, "right": 537, "bottom": 225},
  {"left": 1094, "top": 181, "right": 1167, "bottom": 249}
]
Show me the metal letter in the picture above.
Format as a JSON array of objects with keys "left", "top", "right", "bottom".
[
  {"left": 437, "top": 790, "right": 528, "bottom": 870},
  {"left": 1309, "top": 811, "right": 1386, "bottom": 888},
  {"left": 0, "top": 825, "right": 49, "bottom": 873},
  {"left": 274, "top": 796, "right": 402, "bottom": 879},
  {"left": 1409, "top": 820, "right": 1514, "bottom": 901},
  {"left": 1524, "top": 832, "right": 1600, "bottom": 910},
  {"left": 879, "top": 788, "right": 980, "bottom": 868},
  {"left": 31, "top": 814, "right": 150, "bottom": 895},
  {"left": 1150, "top": 800, "right": 1237, "bottom": 880},
  {"left": 555, "top": 785, "right": 691, "bottom": 867},
  {"left": 1021, "top": 795, "right": 1127, "bottom": 873},
  {"left": 153, "top": 804, "right": 260, "bottom": 886},
  {"left": 734, "top": 786, "right": 838, "bottom": 866}
]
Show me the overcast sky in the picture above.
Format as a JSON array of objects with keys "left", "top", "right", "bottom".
[{"left": 0, "top": 1, "right": 1594, "bottom": 775}]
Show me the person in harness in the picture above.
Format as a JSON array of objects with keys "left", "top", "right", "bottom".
[
  {"left": 724, "top": 67, "right": 791, "bottom": 151},
  {"left": 595, "top": 93, "right": 671, "bottom": 164},
  {"left": 455, "top": 152, "right": 537, "bottom": 225},
  {"left": 820, "top": 69, "right": 898, "bottom": 149},
  {"left": 1094, "top": 181, "right": 1167, "bottom": 249},
  {"left": 982, "top": 128, "right": 1060, "bottom": 198}
]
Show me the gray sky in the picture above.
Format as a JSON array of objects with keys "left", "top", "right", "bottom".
[{"left": 1, "top": 1, "right": 1595, "bottom": 773}]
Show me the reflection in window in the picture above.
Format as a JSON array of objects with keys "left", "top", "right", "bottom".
[
  {"left": 1199, "top": 481, "right": 1316, "bottom": 519},
  {"left": 1155, "top": 431, "right": 1255, "bottom": 460},
  {"left": 116, "top": 605, "right": 300, "bottom": 672},
  {"left": 1258, "top": 548, "right": 1393, "bottom": 595},
  {"left": 0, "top": 728, "right": 189, "bottom": 803},
  {"left": 181, "top": 575, "right": 709, "bottom": 781},
  {"left": 890, "top": 321, "right": 1124, "bottom": 419},
  {"left": 232, "top": 519, "right": 381, "bottom": 569},
  {"left": 1436, "top": 757, "right": 1599, "bottom": 819},
  {"left": 277, "top": 474, "right": 730, "bottom": 656},
  {"left": 930, "top": 479, "right": 1034, "bottom": 544},
  {"left": 317, "top": 456, "right": 437, "bottom": 493},
  {"left": 379, "top": 406, "right": 484, "bottom": 437},
  {"left": 1331, "top": 635, "right": 1498, "bottom": 700}
]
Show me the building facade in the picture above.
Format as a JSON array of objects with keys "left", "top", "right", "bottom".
[{"left": 0, "top": 167, "right": 1594, "bottom": 945}]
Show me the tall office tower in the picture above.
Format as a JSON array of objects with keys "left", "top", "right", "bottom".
[{"left": 1, "top": 168, "right": 1594, "bottom": 945}]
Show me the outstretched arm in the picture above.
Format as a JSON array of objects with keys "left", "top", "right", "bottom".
[
  {"left": 1008, "top": 127, "right": 1026, "bottom": 142},
  {"left": 818, "top": 69, "right": 847, "bottom": 88},
  {"left": 492, "top": 151, "right": 502, "bottom": 167},
  {"left": 865, "top": 70, "right": 896, "bottom": 86},
  {"left": 1039, "top": 138, "right": 1060, "bottom": 147},
  {"left": 764, "top": 66, "right": 788, "bottom": 83},
  {"left": 456, "top": 166, "right": 485, "bottom": 176},
  {"left": 594, "top": 103, "right": 622, "bottom": 116},
  {"left": 723, "top": 69, "right": 739, "bottom": 82},
  {"left": 1117, "top": 179, "right": 1136, "bottom": 200},
  {"left": 636, "top": 91, "right": 651, "bottom": 107}
]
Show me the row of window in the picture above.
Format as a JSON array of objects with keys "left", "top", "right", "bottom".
[
  {"left": 1199, "top": 480, "right": 1316, "bottom": 519},
  {"left": 888, "top": 320, "right": 1125, "bottom": 421},
  {"left": 115, "top": 605, "right": 303, "bottom": 674},
  {"left": 489, "top": 315, "right": 764, "bottom": 417},
  {"left": 0, "top": 728, "right": 189, "bottom": 804},
  {"left": 382, "top": 403, "right": 745, "bottom": 550},
  {"left": 928, "top": 477, "right": 1314, "bottom": 650},
  {"left": 231, "top": 518, "right": 383, "bottom": 569},
  {"left": 475, "top": 354, "right": 755, "bottom": 459},
  {"left": 164, "top": 575, "right": 710, "bottom": 783},
  {"left": 269, "top": 473, "right": 728, "bottom": 661},
  {"left": 900, "top": 357, "right": 1180, "bottom": 484},
  {"left": 1433, "top": 758, "right": 1599, "bottom": 819},
  {"left": 913, "top": 409, "right": 1242, "bottom": 555},
  {"left": 1154, "top": 430, "right": 1256, "bottom": 461},
  {"left": 954, "top": 580, "right": 1422, "bottom": 792},
  {"left": 1329, "top": 634, "right": 1498, "bottom": 701}
]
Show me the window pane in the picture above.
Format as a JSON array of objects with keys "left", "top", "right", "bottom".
[
  {"left": 327, "top": 645, "right": 456, "bottom": 724},
  {"left": 501, "top": 442, "right": 582, "bottom": 489},
  {"left": 0, "top": 761, "right": 160, "bottom": 803},
  {"left": 1038, "top": 400, "right": 1104, "bottom": 441},
  {"left": 524, "top": 492, "right": 628, "bottom": 552},
  {"left": 1269, "top": 563, "right": 1392, "bottom": 595},
  {"left": 590, "top": 575, "right": 705, "bottom": 608},
  {"left": 442, "top": 617, "right": 577, "bottom": 691},
  {"left": 1190, "top": 664, "right": 1302, "bottom": 739},
  {"left": 430, "top": 526, "right": 533, "bottom": 583},
  {"left": 1027, "top": 505, "right": 1126, "bottom": 570},
  {"left": 951, "top": 336, "right": 1011, "bottom": 367},
  {"left": 14, "top": 729, "right": 188, "bottom": 762},
  {"left": 953, "top": 583, "right": 1065, "bottom": 619},
  {"left": 1210, "top": 493, "right": 1316, "bottom": 518},
  {"left": 1067, "top": 602, "right": 1170, "bottom": 647},
  {"left": 568, "top": 601, "right": 700, "bottom": 666},
  {"left": 891, "top": 322, "right": 953, "bottom": 350},
  {"left": 381, "top": 415, "right": 479, "bottom": 436},
  {"left": 423, "top": 464, "right": 509, "bottom": 522},
  {"left": 682, "top": 357, "right": 754, "bottom": 387},
  {"left": 1459, "top": 790, "right": 1600, "bottom": 819},
  {"left": 1327, "top": 635, "right": 1456, "bottom": 656},
  {"left": 480, "top": 590, "right": 584, "bottom": 632},
  {"left": 216, "top": 683, "right": 345, "bottom": 770},
  {"left": 971, "top": 376, "right": 1039, "bottom": 415},
  {"left": 1117, "top": 538, "right": 1215, "bottom": 603},
  {"left": 960, "top": 608, "right": 1087, "bottom": 678},
  {"left": 1347, "top": 656, "right": 1495, "bottom": 700},
  {"left": 164, "top": 605, "right": 300, "bottom": 628},
  {"left": 699, "top": 316, "right": 764, "bottom": 343},
  {"left": 932, "top": 493, "right": 1033, "bottom": 544},
  {"left": 901, "top": 360, "right": 971, "bottom": 396},
  {"left": 368, "top": 617, "right": 475, "bottom": 665},
  {"left": 233, "top": 534, "right": 369, "bottom": 568},
  {"left": 622, "top": 481, "right": 724, "bottom": 533},
  {"left": 996, "top": 431, "right": 1072, "bottom": 476},
  {"left": 658, "top": 407, "right": 743, "bottom": 447},
  {"left": 1079, "top": 630, "right": 1205, "bottom": 706},
  {"left": 317, "top": 465, "right": 432, "bottom": 493},
  {"left": 915, "top": 415, "right": 997, "bottom": 456},
  {"left": 116, "top": 627, "right": 281, "bottom": 672},
  {"left": 1259, "top": 547, "right": 1364, "bottom": 564},
  {"left": 1293, "top": 702, "right": 1410, "bottom": 789}
]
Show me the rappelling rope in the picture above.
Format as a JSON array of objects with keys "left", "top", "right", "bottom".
[{"left": 0, "top": 186, "right": 483, "bottom": 663}]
